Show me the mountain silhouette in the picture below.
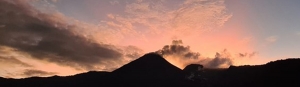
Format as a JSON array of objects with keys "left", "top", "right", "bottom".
[
  {"left": 110, "top": 53, "right": 184, "bottom": 87},
  {"left": 0, "top": 53, "right": 299, "bottom": 87},
  {"left": 210, "top": 58, "right": 300, "bottom": 87},
  {"left": 113, "top": 53, "right": 182, "bottom": 73}
]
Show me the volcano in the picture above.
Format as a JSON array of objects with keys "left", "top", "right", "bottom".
[
  {"left": 110, "top": 53, "right": 184, "bottom": 87},
  {"left": 113, "top": 53, "right": 182, "bottom": 75}
]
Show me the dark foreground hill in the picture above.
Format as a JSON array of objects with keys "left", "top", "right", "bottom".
[
  {"left": 202, "top": 58, "right": 300, "bottom": 87},
  {"left": 0, "top": 53, "right": 300, "bottom": 87}
]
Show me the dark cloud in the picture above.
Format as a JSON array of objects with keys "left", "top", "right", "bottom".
[
  {"left": 203, "top": 49, "right": 233, "bottom": 68},
  {"left": 238, "top": 52, "right": 257, "bottom": 58},
  {"left": 239, "top": 53, "right": 247, "bottom": 57},
  {"left": 156, "top": 40, "right": 200, "bottom": 59},
  {"left": 156, "top": 40, "right": 234, "bottom": 68},
  {"left": 248, "top": 52, "right": 257, "bottom": 58},
  {"left": 0, "top": 0, "right": 126, "bottom": 70},
  {"left": 21, "top": 69, "right": 57, "bottom": 77},
  {"left": 0, "top": 56, "right": 32, "bottom": 67}
]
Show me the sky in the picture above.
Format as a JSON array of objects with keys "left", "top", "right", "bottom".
[{"left": 0, "top": 0, "right": 299, "bottom": 78}]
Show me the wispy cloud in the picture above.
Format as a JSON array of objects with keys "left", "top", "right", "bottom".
[
  {"left": 110, "top": 0, "right": 119, "bottom": 5},
  {"left": 0, "top": 46, "right": 33, "bottom": 68},
  {"left": 103, "top": 0, "right": 232, "bottom": 41},
  {"left": 265, "top": 36, "right": 278, "bottom": 43},
  {"left": 21, "top": 69, "right": 57, "bottom": 77},
  {"left": 238, "top": 52, "right": 257, "bottom": 58},
  {"left": 0, "top": 56, "right": 32, "bottom": 68}
]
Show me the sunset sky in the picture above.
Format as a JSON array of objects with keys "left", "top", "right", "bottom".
[{"left": 0, "top": 0, "right": 300, "bottom": 78}]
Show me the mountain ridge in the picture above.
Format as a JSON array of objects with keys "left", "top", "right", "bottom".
[{"left": 0, "top": 53, "right": 299, "bottom": 87}]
